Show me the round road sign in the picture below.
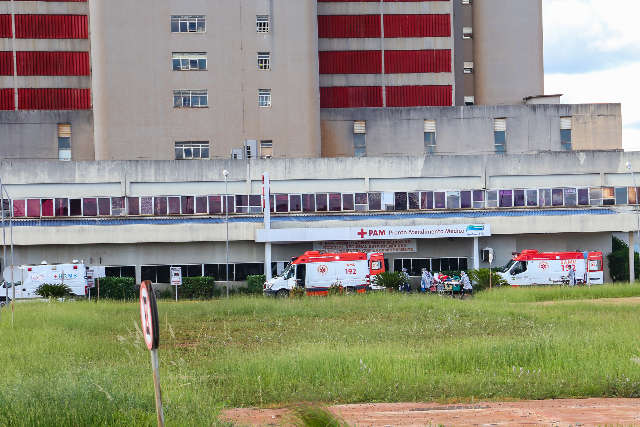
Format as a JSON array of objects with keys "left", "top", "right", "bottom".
[{"left": 139, "top": 280, "right": 159, "bottom": 350}]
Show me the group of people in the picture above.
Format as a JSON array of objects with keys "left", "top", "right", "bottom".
[{"left": 398, "top": 268, "right": 473, "bottom": 296}]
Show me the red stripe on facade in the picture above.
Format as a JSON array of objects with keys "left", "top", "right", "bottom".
[
  {"left": 318, "top": 15, "right": 381, "bottom": 38},
  {"left": 0, "top": 51, "right": 12, "bottom": 75},
  {"left": 15, "top": 15, "right": 88, "bottom": 39},
  {"left": 17, "top": 51, "right": 90, "bottom": 76},
  {"left": 0, "top": 88, "right": 14, "bottom": 110},
  {"left": 0, "top": 0, "right": 86, "bottom": 2},
  {"left": 383, "top": 14, "right": 451, "bottom": 38},
  {"left": 385, "top": 50, "right": 451, "bottom": 73},
  {"left": 18, "top": 88, "right": 91, "bottom": 110},
  {"left": 320, "top": 86, "right": 383, "bottom": 108},
  {"left": 386, "top": 85, "right": 452, "bottom": 107},
  {"left": 319, "top": 50, "right": 382, "bottom": 74},
  {"left": 0, "top": 14, "right": 11, "bottom": 38}
]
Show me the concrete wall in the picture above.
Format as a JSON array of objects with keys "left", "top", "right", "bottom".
[
  {"left": 320, "top": 104, "right": 622, "bottom": 157},
  {"left": 0, "top": 111, "right": 94, "bottom": 160},
  {"left": 473, "top": 0, "right": 544, "bottom": 105},
  {"left": 2, "top": 150, "right": 639, "bottom": 193},
  {"left": 90, "top": 0, "right": 321, "bottom": 160}
]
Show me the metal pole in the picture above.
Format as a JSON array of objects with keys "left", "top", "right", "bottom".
[
  {"left": 175, "top": 284, "right": 177, "bottom": 302},
  {"left": 5, "top": 185, "right": 14, "bottom": 327},
  {"left": 628, "top": 162, "right": 639, "bottom": 283},
  {"left": 224, "top": 171, "right": 230, "bottom": 298},
  {"left": 150, "top": 348, "right": 165, "bottom": 427},
  {"left": 1, "top": 178, "right": 5, "bottom": 321}
]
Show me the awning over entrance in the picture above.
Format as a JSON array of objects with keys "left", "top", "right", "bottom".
[{"left": 256, "top": 224, "right": 491, "bottom": 243}]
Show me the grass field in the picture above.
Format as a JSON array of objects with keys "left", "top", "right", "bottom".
[{"left": 1, "top": 284, "right": 640, "bottom": 426}]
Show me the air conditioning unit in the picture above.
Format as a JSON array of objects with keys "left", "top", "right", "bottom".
[{"left": 482, "top": 248, "right": 494, "bottom": 264}]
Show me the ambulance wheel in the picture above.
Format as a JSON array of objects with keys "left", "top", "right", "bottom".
[{"left": 276, "top": 289, "right": 289, "bottom": 298}]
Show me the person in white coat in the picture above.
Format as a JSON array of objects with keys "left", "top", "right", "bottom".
[
  {"left": 568, "top": 266, "right": 576, "bottom": 286},
  {"left": 461, "top": 271, "right": 473, "bottom": 296},
  {"left": 420, "top": 269, "right": 432, "bottom": 293}
]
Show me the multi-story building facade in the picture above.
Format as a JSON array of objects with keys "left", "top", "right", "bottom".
[
  {"left": 0, "top": 0, "right": 93, "bottom": 160},
  {"left": 0, "top": 0, "right": 622, "bottom": 161}
]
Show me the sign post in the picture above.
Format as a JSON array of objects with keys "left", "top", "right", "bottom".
[
  {"left": 139, "top": 280, "right": 164, "bottom": 427},
  {"left": 92, "top": 266, "right": 106, "bottom": 301},
  {"left": 86, "top": 268, "right": 95, "bottom": 301},
  {"left": 170, "top": 267, "right": 182, "bottom": 302}
]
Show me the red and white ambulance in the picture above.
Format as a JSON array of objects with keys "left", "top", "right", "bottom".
[
  {"left": 2, "top": 262, "right": 89, "bottom": 298},
  {"left": 498, "top": 250, "right": 604, "bottom": 286},
  {"left": 264, "top": 251, "right": 385, "bottom": 297}
]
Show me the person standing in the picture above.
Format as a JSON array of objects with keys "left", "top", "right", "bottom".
[
  {"left": 420, "top": 268, "right": 430, "bottom": 293},
  {"left": 568, "top": 266, "right": 576, "bottom": 287},
  {"left": 401, "top": 268, "right": 411, "bottom": 292},
  {"left": 461, "top": 271, "right": 473, "bottom": 297}
]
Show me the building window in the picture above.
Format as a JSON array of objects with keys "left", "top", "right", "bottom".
[
  {"left": 258, "top": 89, "right": 271, "bottom": 107},
  {"left": 257, "top": 52, "right": 271, "bottom": 70},
  {"left": 462, "top": 27, "right": 473, "bottom": 39},
  {"left": 424, "top": 120, "right": 436, "bottom": 154},
  {"left": 171, "top": 15, "right": 206, "bottom": 33},
  {"left": 461, "top": 0, "right": 472, "bottom": 4},
  {"left": 173, "top": 90, "right": 208, "bottom": 108},
  {"left": 494, "top": 118, "right": 506, "bottom": 153},
  {"left": 172, "top": 53, "right": 207, "bottom": 71},
  {"left": 463, "top": 61, "right": 474, "bottom": 74},
  {"left": 560, "top": 116, "right": 572, "bottom": 151},
  {"left": 175, "top": 142, "right": 210, "bottom": 160},
  {"left": 353, "top": 120, "right": 366, "bottom": 158},
  {"left": 464, "top": 96, "right": 475, "bottom": 106},
  {"left": 256, "top": 15, "right": 270, "bottom": 33},
  {"left": 57, "top": 123, "right": 71, "bottom": 161},
  {"left": 260, "top": 140, "right": 273, "bottom": 158}
]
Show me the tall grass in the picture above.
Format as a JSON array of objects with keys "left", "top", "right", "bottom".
[{"left": 0, "top": 288, "right": 639, "bottom": 426}]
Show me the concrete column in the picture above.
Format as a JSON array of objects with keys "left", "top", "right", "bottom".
[
  {"left": 473, "top": 237, "right": 480, "bottom": 270},
  {"left": 135, "top": 265, "right": 142, "bottom": 284},
  {"left": 630, "top": 232, "right": 635, "bottom": 284},
  {"left": 264, "top": 242, "right": 272, "bottom": 280}
]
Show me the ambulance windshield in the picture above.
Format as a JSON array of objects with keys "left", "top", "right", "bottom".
[
  {"left": 502, "top": 259, "right": 516, "bottom": 272},
  {"left": 281, "top": 264, "right": 294, "bottom": 279}
]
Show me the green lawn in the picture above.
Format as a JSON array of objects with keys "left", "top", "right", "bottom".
[{"left": 1, "top": 285, "right": 640, "bottom": 426}]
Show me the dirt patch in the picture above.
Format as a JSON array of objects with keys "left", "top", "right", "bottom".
[
  {"left": 221, "top": 398, "right": 640, "bottom": 426},
  {"left": 538, "top": 296, "right": 640, "bottom": 306}
]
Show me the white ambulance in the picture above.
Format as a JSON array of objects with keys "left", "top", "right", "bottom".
[
  {"left": 264, "top": 251, "right": 386, "bottom": 297},
  {"left": 1, "top": 262, "right": 89, "bottom": 298},
  {"left": 498, "top": 250, "right": 604, "bottom": 286}
]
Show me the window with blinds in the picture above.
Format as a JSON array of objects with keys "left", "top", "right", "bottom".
[
  {"left": 57, "top": 123, "right": 71, "bottom": 161},
  {"left": 424, "top": 120, "right": 436, "bottom": 154},
  {"left": 494, "top": 118, "right": 506, "bottom": 153},
  {"left": 560, "top": 116, "right": 572, "bottom": 151}
]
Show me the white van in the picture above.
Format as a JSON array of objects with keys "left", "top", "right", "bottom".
[
  {"left": 498, "top": 250, "right": 604, "bottom": 286},
  {"left": 264, "top": 251, "right": 385, "bottom": 297},
  {"left": 2, "top": 263, "right": 88, "bottom": 298}
]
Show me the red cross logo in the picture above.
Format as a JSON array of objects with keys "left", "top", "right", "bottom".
[{"left": 357, "top": 229, "right": 367, "bottom": 239}]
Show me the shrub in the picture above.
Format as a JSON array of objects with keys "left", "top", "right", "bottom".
[
  {"left": 247, "top": 275, "right": 266, "bottom": 295},
  {"left": 468, "top": 269, "right": 508, "bottom": 292},
  {"left": 179, "top": 276, "right": 217, "bottom": 299},
  {"left": 328, "top": 283, "right": 344, "bottom": 296},
  {"left": 98, "top": 277, "right": 137, "bottom": 300},
  {"left": 607, "top": 236, "right": 639, "bottom": 282},
  {"left": 290, "top": 286, "right": 305, "bottom": 298},
  {"left": 374, "top": 271, "right": 404, "bottom": 289},
  {"left": 35, "top": 283, "right": 72, "bottom": 299}
]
